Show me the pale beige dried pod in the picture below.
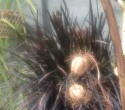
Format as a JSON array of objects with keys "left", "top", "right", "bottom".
[
  {"left": 70, "top": 52, "right": 101, "bottom": 80},
  {"left": 71, "top": 55, "right": 88, "bottom": 76},
  {"left": 65, "top": 83, "right": 91, "bottom": 107},
  {"left": 70, "top": 53, "right": 94, "bottom": 76}
]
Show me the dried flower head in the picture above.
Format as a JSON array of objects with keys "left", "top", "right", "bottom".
[
  {"left": 65, "top": 83, "right": 92, "bottom": 107},
  {"left": 70, "top": 53, "right": 95, "bottom": 76}
]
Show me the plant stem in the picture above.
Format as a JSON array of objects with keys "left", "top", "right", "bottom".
[
  {"left": 122, "top": 10, "right": 125, "bottom": 55},
  {"left": 101, "top": 0, "right": 125, "bottom": 109}
]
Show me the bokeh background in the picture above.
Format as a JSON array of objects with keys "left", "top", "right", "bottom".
[{"left": 22, "top": 0, "right": 124, "bottom": 54}]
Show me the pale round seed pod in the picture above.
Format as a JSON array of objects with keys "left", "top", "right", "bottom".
[
  {"left": 70, "top": 54, "right": 93, "bottom": 76},
  {"left": 69, "top": 83, "right": 84, "bottom": 99},
  {"left": 65, "top": 83, "right": 91, "bottom": 107}
]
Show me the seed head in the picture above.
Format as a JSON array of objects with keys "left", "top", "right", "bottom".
[
  {"left": 65, "top": 83, "right": 91, "bottom": 107},
  {"left": 70, "top": 53, "right": 94, "bottom": 76}
]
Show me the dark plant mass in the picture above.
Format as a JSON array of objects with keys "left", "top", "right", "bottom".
[{"left": 11, "top": 1, "right": 120, "bottom": 110}]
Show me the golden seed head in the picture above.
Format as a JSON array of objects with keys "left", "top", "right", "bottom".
[
  {"left": 69, "top": 83, "right": 84, "bottom": 99},
  {"left": 70, "top": 55, "right": 90, "bottom": 76},
  {"left": 66, "top": 83, "right": 91, "bottom": 107}
]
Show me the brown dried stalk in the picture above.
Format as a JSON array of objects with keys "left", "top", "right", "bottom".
[{"left": 101, "top": 0, "right": 125, "bottom": 109}]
